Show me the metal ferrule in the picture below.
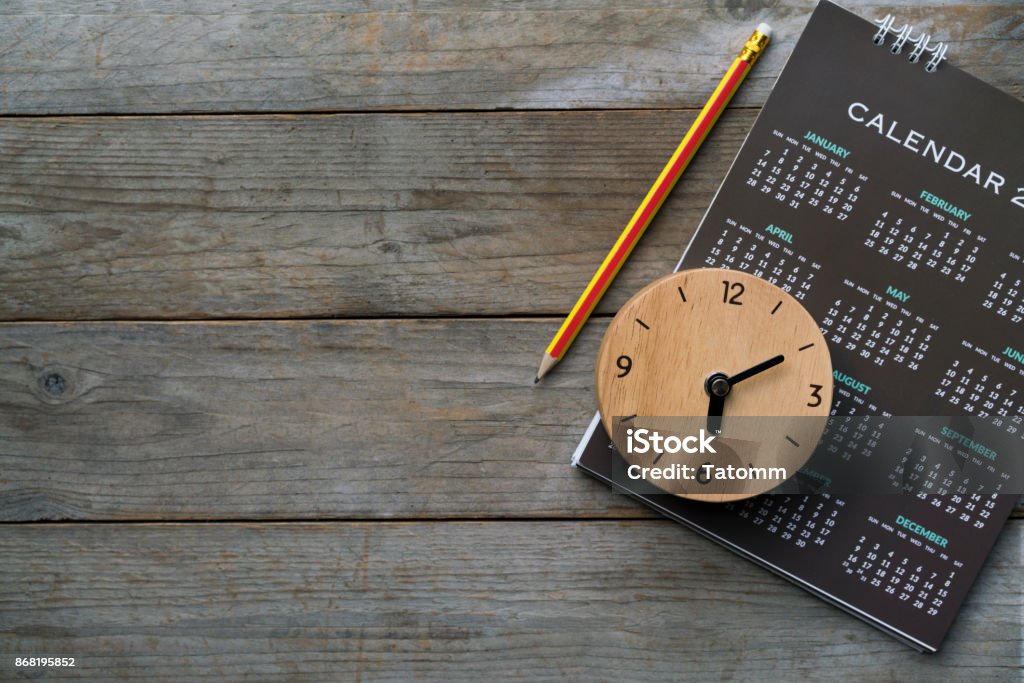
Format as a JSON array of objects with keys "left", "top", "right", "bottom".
[{"left": 738, "top": 30, "right": 770, "bottom": 65}]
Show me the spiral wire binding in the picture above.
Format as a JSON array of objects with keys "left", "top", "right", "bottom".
[{"left": 873, "top": 14, "right": 948, "bottom": 72}]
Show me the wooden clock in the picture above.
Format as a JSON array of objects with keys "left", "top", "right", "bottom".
[{"left": 595, "top": 268, "right": 833, "bottom": 502}]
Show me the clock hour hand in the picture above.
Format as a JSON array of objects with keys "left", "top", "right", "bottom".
[
  {"left": 706, "top": 373, "right": 729, "bottom": 434},
  {"left": 727, "top": 354, "right": 785, "bottom": 385},
  {"left": 707, "top": 391, "right": 725, "bottom": 434},
  {"left": 703, "top": 355, "right": 783, "bottom": 434}
]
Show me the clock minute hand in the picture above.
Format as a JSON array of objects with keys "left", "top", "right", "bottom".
[
  {"left": 704, "top": 355, "right": 783, "bottom": 434},
  {"left": 727, "top": 354, "right": 785, "bottom": 385}
]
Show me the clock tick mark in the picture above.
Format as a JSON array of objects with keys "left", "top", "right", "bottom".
[
  {"left": 620, "top": 414, "right": 637, "bottom": 423},
  {"left": 677, "top": 286, "right": 687, "bottom": 302},
  {"left": 635, "top": 318, "right": 650, "bottom": 330},
  {"left": 798, "top": 343, "right": 815, "bottom": 351},
  {"left": 785, "top": 436, "right": 800, "bottom": 447},
  {"left": 771, "top": 300, "right": 783, "bottom": 315}
]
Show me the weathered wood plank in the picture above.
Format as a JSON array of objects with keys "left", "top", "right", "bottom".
[
  {"left": 0, "top": 520, "right": 1019, "bottom": 680},
  {"left": 1, "top": 1, "right": 1019, "bottom": 114},
  {"left": 2, "top": 319, "right": 1020, "bottom": 521},
  {"left": 0, "top": 318, "right": 623, "bottom": 520},
  {"left": 0, "top": 110, "right": 751, "bottom": 320}
]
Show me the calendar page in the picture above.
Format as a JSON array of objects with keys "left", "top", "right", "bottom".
[{"left": 573, "top": 1, "right": 1022, "bottom": 652}]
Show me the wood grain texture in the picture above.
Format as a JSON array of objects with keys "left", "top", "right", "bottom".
[
  {"left": 0, "top": 110, "right": 752, "bottom": 321},
  {"left": 0, "top": 318, "right": 623, "bottom": 521},
  {"left": 1, "top": 1, "right": 1020, "bottom": 114},
  {"left": 0, "top": 520, "right": 1019, "bottom": 680},
  {"left": 2, "top": 318, "right": 1020, "bottom": 521}
]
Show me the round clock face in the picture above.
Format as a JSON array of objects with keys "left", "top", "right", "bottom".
[{"left": 596, "top": 268, "right": 833, "bottom": 502}]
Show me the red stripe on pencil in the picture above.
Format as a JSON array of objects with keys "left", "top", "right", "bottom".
[
  {"left": 535, "top": 23, "right": 772, "bottom": 383},
  {"left": 548, "top": 60, "right": 750, "bottom": 360}
]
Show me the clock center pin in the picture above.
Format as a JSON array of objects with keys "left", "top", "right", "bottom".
[{"left": 706, "top": 373, "right": 732, "bottom": 398}]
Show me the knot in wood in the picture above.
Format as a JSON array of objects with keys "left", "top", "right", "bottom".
[{"left": 41, "top": 372, "right": 67, "bottom": 396}]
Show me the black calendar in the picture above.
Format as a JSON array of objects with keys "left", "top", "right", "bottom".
[{"left": 573, "top": 1, "right": 1022, "bottom": 652}]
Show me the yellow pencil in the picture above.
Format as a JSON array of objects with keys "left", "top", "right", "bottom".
[{"left": 535, "top": 23, "right": 773, "bottom": 383}]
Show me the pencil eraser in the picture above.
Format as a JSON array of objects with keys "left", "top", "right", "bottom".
[{"left": 757, "top": 22, "right": 773, "bottom": 39}]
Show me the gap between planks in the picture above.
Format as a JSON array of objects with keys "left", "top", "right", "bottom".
[
  {"left": 2, "top": 515, "right": 1021, "bottom": 524},
  {"left": 0, "top": 106, "right": 763, "bottom": 120},
  {"left": 0, "top": 516, "right": 661, "bottom": 526},
  {"left": 0, "top": 314, "right": 614, "bottom": 325}
]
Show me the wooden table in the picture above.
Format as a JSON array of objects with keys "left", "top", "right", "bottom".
[{"left": 1, "top": 2, "right": 1020, "bottom": 679}]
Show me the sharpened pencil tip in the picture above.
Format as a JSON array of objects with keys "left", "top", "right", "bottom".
[{"left": 535, "top": 353, "right": 559, "bottom": 383}]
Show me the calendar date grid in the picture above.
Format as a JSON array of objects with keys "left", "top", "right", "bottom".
[{"left": 743, "top": 128, "right": 868, "bottom": 221}]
